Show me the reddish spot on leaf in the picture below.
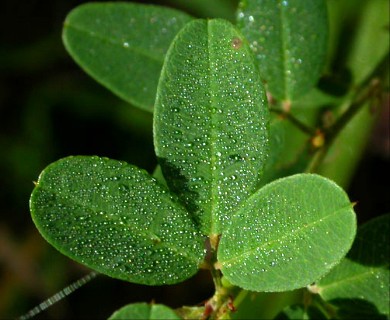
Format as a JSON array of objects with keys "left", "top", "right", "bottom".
[{"left": 231, "top": 37, "right": 242, "bottom": 50}]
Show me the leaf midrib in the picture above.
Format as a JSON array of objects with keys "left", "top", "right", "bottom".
[
  {"left": 319, "top": 266, "right": 389, "bottom": 293},
  {"left": 65, "top": 23, "right": 163, "bottom": 63},
  {"left": 39, "top": 184, "right": 201, "bottom": 264},
  {"left": 207, "top": 21, "right": 220, "bottom": 236},
  {"left": 279, "top": 0, "right": 291, "bottom": 101}
]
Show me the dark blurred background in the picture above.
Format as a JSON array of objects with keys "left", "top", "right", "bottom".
[{"left": 0, "top": 0, "right": 388, "bottom": 319}]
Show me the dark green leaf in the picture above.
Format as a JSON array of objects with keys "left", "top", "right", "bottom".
[
  {"left": 345, "top": 0, "right": 389, "bottom": 85},
  {"left": 317, "top": 214, "right": 390, "bottom": 316},
  {"left": 275, "top": 302, "right": 330, "bottom": 320},
  {"left": 108, "top": 303, "right": 181, "bottom": 320},
  {"left": 30, "top": 156, "right": 204, "bottom": 285},
  {"left": 218, "top": 174, "right": 356, "bottom": 292},
  {"left": 274, "top": 304, "right": 307, "bottom": 320},
  {"left": 154, "top": 19, "right": 269, "bottom": 236},
  {"left": 231, "top": 290, "right": 302, "bottom": 320},
  {"left": 62, "top": 2, "right": 193, "bottom": 111},
  {"left": 163, "top": 0, "right": 238, "bottom": 21},
  {"left": 237, "top": 0, "right": 328, "bottom": 101},
  {"left": 260, "top": 108, "right": 318, "bottom": 187}
]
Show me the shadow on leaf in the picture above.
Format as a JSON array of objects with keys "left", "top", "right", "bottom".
[
  {"left": 157, "top": 157, "right": 200, "bottom": 224},
  {"left": 330, "top": 298, "right": 388, "bottom": 320},
  {"left": 345, "top": 214, "right": 389, "bottom": 267}
]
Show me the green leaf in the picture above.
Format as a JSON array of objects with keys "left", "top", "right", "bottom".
[
  {"left": 30, "top": 156, "right": 204, "bottom": 285},
  {"left": 316, "top": 100, "right": 379, "bottom": 189},
  {"left": 345, "top": 0, "right": 389, "bottom": 85},
  {"left": 108, "top": 303, "right": 181, "bottom": 320},
  {"left": 231, "top": 290, "right": 302, "bottom": 320},
  {"left": 237, "top": 0, "right": 328, "bottom": 102},
  {"left": 316, "top": 214, "right": 390, "bottom": 317},
  {"left": 260, "top": 108, "right": 319, "bottom": 187},
  {"left": 218, "top": 174, "right": 356, "bottom": 292},
  {"left": 275, "top": 304, "right": 326, "bottom": 320},
  {"left": 275, "top": 304, "right": 307, "bottom": 320},
  {"left": 62, "top": 2, "right": 193, "bottom": 112},
  {"left": 154, "top": 19, "right": 269, "bottom": 236},
  {"left": 163, "top": 0, "right": 238, "bottom": 22}
]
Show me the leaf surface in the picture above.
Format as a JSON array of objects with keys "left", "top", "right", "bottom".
[
  {"left": 275, "top": 303, "right": 330, "bottom": 319},
  {"left": 62, "top": 3, "right": 193, "bottom": 111},
  {"left": 317, "top": 213, "right": 390, "bottom": 316},
  {"left": 154, "top": 19, "right": 269, "bottom": 236},
  {"left": 346, "top": 0, "right": 389, "bottom": 85},
  {"left": 218, "top": 174, "right": 356, "bottom": 292},
  {"left": 237, "top": 0, "right": 328, "bottom": 101},
  {"left": 108, "top": 303, "right": 180, "bottom": 320},
  {"left": 30, "top": 156, "right": 204, "bottom": 285}
]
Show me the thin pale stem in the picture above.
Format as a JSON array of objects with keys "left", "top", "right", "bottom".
[
  {"left": 270, "top": 107, "right": 316, "bottom": 136},
  {"left": 307, "top": 77, "right": 383, "bottom": 173}
]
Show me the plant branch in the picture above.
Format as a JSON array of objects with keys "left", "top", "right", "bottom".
[
  {"left": 306, "top": 52, "right": 389, "bottom": 173},
  {"left": 270, "top": 107, "right": 316, "bottom": 136}
]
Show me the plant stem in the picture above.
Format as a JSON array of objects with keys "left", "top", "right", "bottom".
[
  {"left": 201, "top": 237, "right": 237, "bottom": 320},
  {"left": 306, "top": 77, "right": 382, "bottom": 173},
  {"left": 306, "top": 51, "right": 389, "bottom": 173},
  {"left": 270, "top": 107, "right": 316, "bottom": 136}
]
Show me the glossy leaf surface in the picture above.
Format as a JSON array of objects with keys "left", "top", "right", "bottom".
[
  {"left": 154, "top": 19, "right": 269, "bottom": 236},
  {"left": 218, "top": 174, "right": 356, "bottom": 292},
  {"left": 63, "top": 2, "right": 192, "bottom": 111},
  {"left": 30, "top": 156, "right": 204, "bottom": 285},
  {"left": 108, "top": 303, "right": 180, "bottom": 320},
  {"left": 317, "top": 213, "right": 390, "bottom": 317},
  {"left": 237, "top": 0, "right": 328, "bottom": 101}
]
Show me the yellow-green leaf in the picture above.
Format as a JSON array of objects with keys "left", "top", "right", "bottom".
[
  {"left": 218, "top": 174, "right": 356, "bottom": 292},
  {"left": 108, "top": 303, "right": 180, "bottom": 320}
]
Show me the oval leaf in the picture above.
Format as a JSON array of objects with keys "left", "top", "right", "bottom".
[
  {"left": 62, "top": 3, "right": 193, "bottom": 111},
  {"left": 237, "top": 0, "right": 328, "bottom": 101},
  {"left": 317, "top": 213, "right": 390, "bottom": 317},
  {"left": 218, "top": 174, "right": 356, "bottom": 292},
  {"left": 154, "top": 19, "right": 269, "bottom": 236},
  {"left": 108, "top": 303, "right": 180, "bottom": 320},
  {"left": 30, "top": 156, "right": 204, "bottom": 285}
]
